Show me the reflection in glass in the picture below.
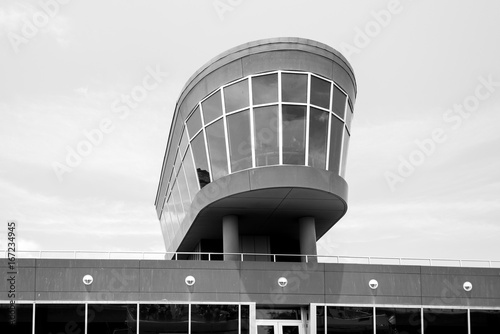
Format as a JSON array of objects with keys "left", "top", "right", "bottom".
[
  {"left": 282, "top": 105, "right": 306, "bottom": 165},
  {"left": 206, "top": 119, "right": 229, "bottom": 179},
  {"left": 167, "top": 196, "right": 180, "bottom": 238},
  {"left": 375, "top": 308, "right": 420, "bottom": 334},
  {"left": 310, "top": 76, "right": 331, "bottom": 109},
  {"left": 328, "top": 116, "right": 343, "bottom": 173},
  {"left": 177, "top": 166, "right": 191, "bottom": 213},
  {"left": 345, "top": 101, "right": 353, "bottom": 129},
  {"left": 161, "top": 204, "right": 174, "bottom": 246},
  {"left": 224, "top": 79, "right": 249, "bottom": 113},
  {"left": 241, "top": 305, "right": 250, "bottom": 334},
  {"left": 0, "top": 303, "right": 32, "bottom": 334},
  {"left": 252, "top": 74, "right": 278, "bottom": 105},
  {"left": 326, "top": 306, "right": 373, "bottom": 334},
  {"left": 308, "top": 108, "right": 329, "bottom": 169},
  {"left": 282, "top": 73, "right": 308, "bottom": 103},
  {"left": 179, "top": 129, "right": 189, "bottom": 158},
  {"left": 423, "top": 309, "right": 467, "bottom": 334},
  {"left": 254, "top": 105, "right": 279, "bottom": 166},
  {"left": 316, "top": 305, "right": 325, "bottom": 334},
  {"left": 332, "top": 86, "right": 347, "bottom": 120},
  {"left": 256, "top": 307, "right": 301, "bottom": 320},
  {"left": 258, "top": 325, "right": 275, "bottom": 334},
  {"left": 470, "top": 309, "right": 500, "bottom": 333},
  {"left": 202, "top": 90, "right": 223, "bottom": 124},
  {"left": 282, "top": 326, "right": 299, "bottom": 334},
  {"left": 191, "top": 133, "right": 211, "bottom": 188},
  {"left": 35, "top": 304, "right": 86, "bottom": 334},
  {"left": 182, "top": 148, "right": 200, "bottom": 198},
  {"left": 87, "top": 304, "right": 137, "bottom": 334},
  {"left": 187, "top": 106, "right": 203, "bottom": 139},
  {"left": 227, "top": 110, "right": 252, "bottom": 172},
  {"left": 340, "top": 127, "right": 350, "bottom": 178},
  {"left": 191, "top": 304, "right": 239, "bottom": 334},
  {"left": 139, "top": 304, "right": 188, "bottom": 334},
  {"left": 172, "top": 182, "right": 185, "bottom": 224}
]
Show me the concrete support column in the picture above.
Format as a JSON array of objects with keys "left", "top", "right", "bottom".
[
  {"left": 299, "top": 217, "right": 317, "bottom": 263},
  {"left": 223, "top": 215, "right": 240, "bottom": 261}
]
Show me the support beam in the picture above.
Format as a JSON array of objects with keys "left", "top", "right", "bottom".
[
  {"left": 223, "top": 215, "right": 240, "bottom": 261},
  {"left": 299, "top": 216, "right": 317, "bottom": 262}
]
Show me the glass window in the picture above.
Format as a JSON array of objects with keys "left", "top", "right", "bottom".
[
  {"left": 167, "top": 196, "right": 180, "bottom": 236},
  {"left": 376, "top": 308, "right": 421, "bottom": 334},
  {"left": 35, "top": 304, "right": 86, "bottom": 334},
  {"left": 282, "top": 105, "right": 306, "bottom": 165},
  {"left": 328, "top": 116, "right": 343, "bottom": 173},
  {"left": 87, "top": 304, "right": 137, "bottom": 334},
  {"left": 332, "top": 85, "right": 347, "bottom": 120},
  {"left": 191, "top": 304, "right": 239, "bottom": 334},
  {"left": 172, "top": 182, "right": 185, "bottom": 224},
  {"left": 340, "top": 127, "right": 350, "bottom": 178},
  {"left": 256, "top": 307, "right": 301, "bottom": 320},
  {"left": 227, "top": 109, "right": 252, "bottom": 172},
  {"left": 224, "top": 79, "right": 249, "bottom": 113},
  {"left": 345, "top": 100, "right": 354, "bottom": 129},
  {"left": 326, "top": 306, "right": 373, "bottom": 334},
  {"left": 139, "top": 304, "right": 188, "bottom": 334},
  {"left": 308, "top": 108, "right": 329, "bottom": 169},
  {"left": 252, "top": 74, "right": 278, "bottom": 105},
  {"left": 258, "top": 325, "right": 275, "bottom": 334},
  {"left": 0, "top": 303, "right": 32, "bottom": 334},
  {"left": 423, "top": 309, "right": 467, "bottom": 334},
  {"left": 190, "top": 133, "right": 211, "bottom": 188},
  {"left": 177, "top": 166, "right": 191, "bottom": 213},
  {"left": 310, "top": 76, "right": 331, "bottom": 109},
  {"left": 254, "top": 105, "right": 279, "bottom": 166},
  {"left": 182, "top": 149, "right": 200, "bottom": 198},
  {"left": 186, "top": 106, "right": 203, "bottom": 139},
  {"left": 282, "top": 73, "right": 307, "bottom": 103},
  {"left": 241, "top": 305, "right": 250, "bottom": 334},
  {"left": 470, "top": 309, "right": 500, "bottom": 333},
  {"left": 316, "top": 305, "right": 325, "bottom": 334},
  {"left": 206, "top": 119, "right": 229, "bottom": 179},
  {"left": 202, "top": 90, "right": 223, "bottom": 124},
  {"left": 161, "top": 205, "right": 174, "bottom": 246},
  {"left": 179, "top": 129, "right": 189, "bottom": 158}
]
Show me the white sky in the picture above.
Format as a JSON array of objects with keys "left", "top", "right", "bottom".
[{"left": 0, "top": 0, "right": 499, "bottom": 260}]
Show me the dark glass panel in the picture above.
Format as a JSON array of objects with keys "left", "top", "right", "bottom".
[
  {"left": 224, "top": 79, "right": 249, "bottom": 112},
  {"left": 191, "top": 133, "right": 211, "bottom": 188},
  {"left": 282, "top": 73, "right": 307, "bottom": 103},
  {"left": 254, "top": 105, "right": 279, "bottom": 166},
  {"left": 256, "top": 307, "right": 301, "bottom": 320},
  {"left": 328, "top": 116, "right": 343, "bottom": 173},
  {"left": 206, "top": 119, "right": 229, "bottom": 179},
  {"left": 227, "top": 109, "right": 252, "bottom": 172},
  {"left": 0, "top": 303, "right": 32, "bottom": 334},
  {"left": 471, "top": 309, "right": 500, "bottom": 333},
  {"left": 182, "top": 148, "right": 200, "bottom": 198},
  {"left": 345, "top": 100, "right": 354, "bottom": 129},
  {"left": 282, "top": 326, "right": 299, "bottom": 334},
  {"left": 252, "top": 74, "right": 278, "bottom": 105},
  {"left": 340, "top": 127, "right": 350, "bottom": 178},
  {"left": 241, "top": 305, "right": 250, "bottom": 334},
  {"left": 191, "top": 304, "right": 238, "bottom": 334},
  {"left": 282, "top": 105, "right": 306, "bottom": 165},
  {"left": 258, "top": 325, "right": 275, "bottom": 334},
  {"left": 139, "top": 304, "right": 188, "bottom": 334},
  {"left": 376, "top": 308, "right": 421, "bottom": 334},
  {"left": 423, "top": 309, "right": 467, "bottom": 334},
  {"left": 202, "top": 90, "right": 223, "bottom": 124},
  {"left": 187, "top": 106, "right": 202, "bottom": 139},
  {"left": 332, "top": 85, "right": 347, "bottom": 120},
  {"left": 35, "top": 304, "right": 86, "bottom": 334},
  {"left": 310, "top": 76, "right": 331, "bottom": 109},
  {"left": 316, "top": 305, "right": 325, "bottom": 334},
  {"left": 308, "top": 108, "right": 329, "bottom": 169},
  {"left": 326, "top": 306, "right": 373, "bottom": 334},
  {"left": 88, "top": 304, "right": 137, "bottom": 334}
]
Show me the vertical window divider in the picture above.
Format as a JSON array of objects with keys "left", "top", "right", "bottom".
[
  {"left": 199, "top": 103, "right": 213, "bottom": 182},
  {"left": 278, "top": 71, "right": 283, "bottom": 165},
  {"left": 467, "top": 308, "right": 471, "bottom": 334},
  {"left": 305, "top": 73, "right": 311, "bottom": 166},
  {"left": 221, "top": 88, "right": 232, "bottom": 174},
  {"left": 32, "top": 302, "right": 35, "bottom": 334},
  {"left": 325, "top": 81, "right": 334, "bottom": 170},
  {"left": 338, "top": 94, "right": 348, "bottom": 175},
  {"left": 181, "top": 163, "right": 192, "bottom": 202},
  {"left": 249, "top": 77, "right": 256, "bottom": 168},
  {"left": 372, "top": 306, "right": 376, "bottom": 334},
  {"left": 188, "top": 303, "right": 192, "bottom": 334},
  {"left": 421, "top": 308, "right": 424, "bottom": 334},
  {"left": 188, "top": 143, "right": 200, "bottom": 192},
  {"left": 238, "top": 304, "right": 242, "bottom": 334},
  {"left": 85, "top": 303, "right": 88, "bottom": 334},
  {"left": 137, "top": 303, "right": 140, "bottom": 333}
]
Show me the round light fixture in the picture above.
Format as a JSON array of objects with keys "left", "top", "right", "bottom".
[
  {"left": 463, "top": 281, "right": 472, "bottom": 292},
  {"left": 83, "top": 274, "right": 93, "bottom": 285},
  {"left": 369, "top": 279, "right": 378, "bottom": 290},
  {"left": 278, "top": 277, "right": 288, "bottom": 288},
  {"left": 185, "top": 275, "right": 196, "bottom": 286}
]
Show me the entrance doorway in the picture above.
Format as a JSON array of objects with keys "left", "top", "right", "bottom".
[{"left": 256, "top": 320, "right": 303, "bottom": 334}]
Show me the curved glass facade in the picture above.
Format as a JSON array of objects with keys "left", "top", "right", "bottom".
[{"left": 160, "top": 71, "right": 354, "bottom": 245}]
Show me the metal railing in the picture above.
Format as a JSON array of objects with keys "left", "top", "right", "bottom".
[{"left": 1, "top": 250, "right": 500, "bottom": 268}]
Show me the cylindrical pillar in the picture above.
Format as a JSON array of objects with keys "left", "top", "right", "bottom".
[
  {"left": 299, "top": 217, "right": 317, "bottom": 262},
  {"left": 223, "top": 215, "right": 239, "bottom": 261}
]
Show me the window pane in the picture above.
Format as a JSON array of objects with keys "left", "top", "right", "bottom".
[
  {"left": 316, "top": 305, "right": 325, "bottom": 334},
  {"left": 202, "top": 90, "right": 223, "bottom": 124},
  {"left": 282, "top": 105, "right": 306, "bottom": 165},
  {"left": 310, "top": 76, "right": 331, "bottom": 109},
  {"left": 161, "top": 204, "right": 174, "bottom": 246},
  {"left": 328, "top": 116, "right": 343, "bottom": 173},
  {"left": 326, "top": 306, "right": 373, "bottom": 334},
  {"left": 227, "top": 110, "right": 252, "bottom": 172},
  {"left": 179, "top": 129, "right": 189, "bottom": 157},
  {"left": 332, "top": 85, "right": 347, "bottom": 119},
  {"left": 191, "top": 304, "right": 239, "bottom": 334},
  {"left": 282, "top": 73, "right": 307, "bottom": 103},
  {"left": 423, "top": 309, "right": 467, "bottom": 334},
  {"left": 224, "top": 79, "right": 249, "bottom": 112},
  {"left": 182, "top": 148, "right": 200, "bottom": 198},
  {"left": 206, "top": 119, "right": 229, "bottom": 179},
  {"left": 88, "top": 304, "right": 137, "bottom": 334},
  {"left": 167, "top": 196, "right": 180, "bottom": 238},
  {"left": 258, "top": 325, "right": 275, "bottom": 334},
  {"left": 376, "top": 308, "right": 421, "bottom": 334},
  {"left": 256, "top": 307, "right": 301, "bottom": 320},
  {"left": 254, "top": 105, "right": 279, "bottom": 166},
  {"left": 0, "top": 304, "right": 32, "bottom": 334},
  {"left": 252, "top": 74, "right": 278, "bottom": 105},
  {"left": 172, "top": 182, "right": 185, "bottom": 224},
  {"left": 308, "top": 108, "right": 329, "bottom": 169},
  {"left": 346, "top": 100, "right": 354, "bottom": 129},
  {"left": 471, "top": 309, "right": 500, "bottom": 333},
  {"left": 191, "top": 133, "right": 211, "bottom": 188},
  {"left": 187, "top": 106, "right": 202, "bottom": 139},
  {"left": 241, "top": 305, "right": 250, "bottom": 334},
  {"left": 35, "top": 304, "right": 86, "bottom": 334},
  {"left": 282, "top": 326, "right": 299, "bottom": 334},
  {"left": 177, "top": 166, "right": 191, "bottom": 213},
  {"left": 340, "top": 127, "right": 350, "bottom": 178},
  {"left": 139, "top": 304, "right": 188, "bottom": 334}
]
